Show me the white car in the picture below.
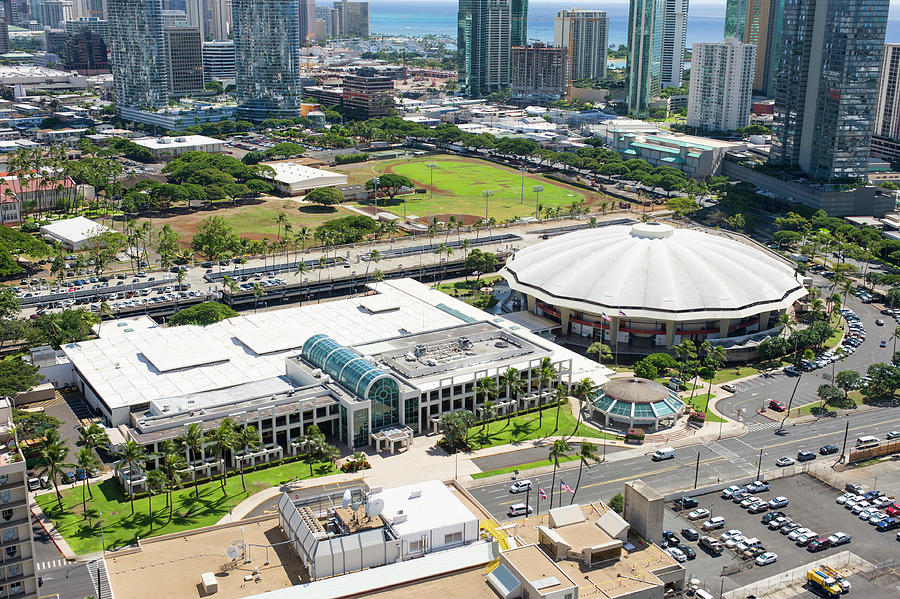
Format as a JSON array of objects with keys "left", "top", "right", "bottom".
[
  {"left": 768, "top": 496, "right": 789, "bottom": 509},
  {"left": 755, "top": 551, "right": 778, "bottom": 566},
  {"left": 509, "top": 480, "right": 533, "bottom": 493},
  {"left": 702, "top": 516, "right": 726, "bottom": 530},
  {"left": 788, "top": 527, "right": 811, "bottom": 541},
  {"left": 725, "top": 534, "right": 745, "bottom": 548},
  {"left": 721, "top": 485, "right": 743, "bottom": 499},
  {"left": 795, "top": 532, "right": 817, "bottom": 546},
  {"left": 508, "top": 503, "right": 533, "bottom": 517},
  {"left": 858, "top": 509, "right": 873, "bottom": 520},
  {"left": 747, "top": 481, "right": 770, "bottom": 493},
  {"left": 851, "top": 501, "right": 870, "bottom": 514},
  {"left": 665, "top": 547, "right": 687, "bottom": 563},
  {"left": 688, "top": 508, "right": 710, "bottom": 521},
  {"left": 719, "top": 529, "right": 742, "bottom": 542},
  {"left": 836, "top": 493, "right": 851, "bottom": 504}
]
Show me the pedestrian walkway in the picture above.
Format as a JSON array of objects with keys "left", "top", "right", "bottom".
[
  {"left": 31, "top": 502, "right": 76, "bottom": 560},
  {"left": 746, "top": 420, "right": 780, "bottom": 433},
  {"left": 86, "top": 558, "right": 111, "bottom": 599},
  {"left": 36, "top": 558, "right": 67, "bottom": 572}
]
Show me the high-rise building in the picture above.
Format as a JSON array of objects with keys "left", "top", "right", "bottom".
[
  {"left": 510, "top": 43, "right": 568, "bottom": 103},
  {"left": 316, "top": 5, "right": 332, "bottom": 37},
  {"left": 553, "top": 9, "right": 608, "bottom": 81},
  {"left": 44, "top": 28, "right": 67, "bottom": 56},
  {"left": 232, "top": 0, "right": 304, "bottom": 119},
  {"left": 108, "top": 0, "right": 169, "bottom": 110},
  {"left": 769, "top": 0, "right": 889, "bottom": 181},
  {"left": 510, "top": 0, "right": 527, "bottom": 47},
  {"left": 6, "top": 0, "right": 30, "bottom": 27},
  {"left": 182, "top": 0, "right": 200, "bottom": 28},
  {"left": 660, "top": 0, "right": 687, "bottom": 89},
  {"left": 687, "top": 38, "right": 755, "bottom": 131},
  {"left": 332, "top": 1, "right": 368, "bottom": 37},
  {"left": 164, "top": 27, "right": 204, "bottom": 96},
  {"left": 65, "top": 17, "right": 108, "bottom": 42},
  {"left": 458, "top": 0, "right": 514, "bottom": 97},
  {"left": 203, "top": 39, "right": 235, "bottom": 80},
  {"left": 876, "top": 44, "right": 900, "bottom": 138},
  {"left": 741, "top": 0, "right": 783, "bottom": 96},
  {"left": 71, "top": 0, "right": 106, "bottom": 19},
  {"left": 41, "top": 0, "right": 73, "bottom": 29},
  {"left": 626, "top": 0, "right": 664, "bottom": 114},
  {"left": 0, "top": 20, "right": 9, "bottom": 54},
  {"left": 206, "top": 0, "right": 230, "bottom": 40},
  {"left": 64, "top": 27, "right": 109, "bottom": 73},
  {"left": 723, "top": 0, "right": 746, "bottom": 39},
  {"left": 299, "top": 0, "right": 315, "bottom": 44},
  {"left": 342, "top": 67, "right": 394, "bottom": 118},
  {"left": 161, "top": 9, "right": 188, "bottom": 28}
]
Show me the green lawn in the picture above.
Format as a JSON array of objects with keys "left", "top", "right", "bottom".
[
  {"left": 467, "top": 404, "right": 619, "bottom": 449},
  {"left": 472, "top": 454, "right": 580, "bottom": 479},
  {"left": 703, "top": 366, "right": 760, "bottom": 384},
  {"left": 348, "top": 156, "right": 601, "bottom": 222},
  {"left": 682, "top": 394, "right": 726, "bottom": 422},
  {"left": 789, "top": 390, "right": 864, "bottom": 417},
  {"left": 36, "top": 459, "right": 336, "bottom": 554}
]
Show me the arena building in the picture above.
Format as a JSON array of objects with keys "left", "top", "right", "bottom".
[{"left": 501, "top": 222, "right": 807, "bottom": 353}]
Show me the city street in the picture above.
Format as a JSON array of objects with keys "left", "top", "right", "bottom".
[{"left": 468, "top": 406, "right": 900, "bottom": 522}]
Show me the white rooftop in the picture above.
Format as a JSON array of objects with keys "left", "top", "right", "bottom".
[
  {"left": 260, "top": 160, "right": 348, "bottom": 186},
  {"left": 372, "top": 480, "right": 477, "bottom": 539},
  {"left": 502, "top": 223, "right": 807, "bottom": 322},
  {"left": 132, "top": 135, "right": 223, "bottom": 149},
  {"left": 62, "top": 279, "right": 612, "bottom": 416},
  {"left": 39, "top": 216, "right": 111, "bottom": 245}
]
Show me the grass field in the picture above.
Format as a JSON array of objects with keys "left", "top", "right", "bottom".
[
  {"left": 340, "top": 155, "right": 602, "bottom": 223},
  {"left": 467, "top": 404, "right": 619, "bottom": 450},
  {"left": 682, "top": 393, "right": 726, "bottom": 422},
  {"left": 37, "top": 459, "right": 335, "bottom": 554},
  {"left": 137, "top": 198, "right": 356, "bottom": 247}
]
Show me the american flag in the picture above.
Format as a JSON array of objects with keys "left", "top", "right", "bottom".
[
  {"left": 560, "top": 480, "right": 575, "bottom": 494},
  {"left": 618, "top": 310, "right": 628, "bottom": 317},
  {"left": 600, "top": 313, "right": 611, "bottom": 322},
  {"left": 539, "top": 488, "right": 547, "bottom": 500}
]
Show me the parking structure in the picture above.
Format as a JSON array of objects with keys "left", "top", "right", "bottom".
[{"left": 662, "top": 473, "right": 898, "bottom": 595}]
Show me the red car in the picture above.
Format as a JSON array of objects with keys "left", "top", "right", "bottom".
[
  {"left": 768, "top": 400, "right": 787, "bottom": 412},
  {"left": 806, "top": 537, "right": 831, "bottom": 552},
  {"left": 885, "top": 504, "right": 900, "bottom": 517}
]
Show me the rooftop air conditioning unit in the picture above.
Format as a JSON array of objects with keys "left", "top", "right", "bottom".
[
  {"left": 311, "top": 369, "right": 323, "bottom": 378},
  {"left": 409, "top": 490, "right": 422, "bottom": 499}
]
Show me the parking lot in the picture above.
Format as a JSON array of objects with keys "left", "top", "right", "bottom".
[{"left": 663, "top": 474, "right": 899, "bottom": 595}]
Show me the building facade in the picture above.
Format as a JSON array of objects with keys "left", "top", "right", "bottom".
[
  {"left": 64, "top": 16, "right": 108, "bottom": 42},
  {"left": 108, "top": 0, "right": 169, "bottom": 110},
  {"left": 342, "top": 67, "right": 394, "bottom": 118},
  {"left": 687, "top": 39, "right": 755, "bottom": 131},
  {"left": 510, "top": 0, "right": 527, "bottom": 47},
  {"left": 743, "top": 0, "right": 782, "bottom": 96},
  {"left": 458, "top": 0, "right": 512, "bottom": 97},
  {"left": 510, "top": 44, "right": 568, "bottom": 104},
  {"left": 769, "top": 0, "right": 889, "bottom": 181},
  {"left": 553, "top": 9, "right": 608, "bottom": 81},
  {"left": 723, "top": 0, "right": 746, "bottom": 38},
  {"left": 232, "top": 0, "right": 304, "bottom": 119},
  {"left": 202, "top": 40, "right": 235, "bottom": 81},
  {"left": 41, "top": 0, "right": 73, "bottom": 29},
  {"left": 660, "top": 0, "right": 687, "bottom": 89},
  {"left": 333, "top": 0, "right": 368, "bottom": 37},
  {"left": 875, "top": 44, "right": 900, "bottom": 143},
  {"left": 164, "top": 27, "right": 203, "bottom": 97},
  {"left": 205, "top": 0, "right": 230, "bottom": 40},
  {"left": 626, "top": 0, "right": 664, "bottom": 114},
  {"left": 0, "top": 20, "right": 9, "bottom": 55},
  {"left": 64, "top": 28, "right": 108, "bottom": 74},
  {"left": 299, "top": 0, "right": 316, "bottom": 43}
]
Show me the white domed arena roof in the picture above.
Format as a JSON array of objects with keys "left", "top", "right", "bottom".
[{"left": 502, "top": 223, "right": 807, "bottom": 322}]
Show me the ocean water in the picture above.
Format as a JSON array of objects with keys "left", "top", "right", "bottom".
[{"left": 369, "top": 0, "right": 900, "bottom": 48}]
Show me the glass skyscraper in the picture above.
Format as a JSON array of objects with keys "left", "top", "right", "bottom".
[
  {"left": 769, "top": 0, "right": 888, "bottom": 181},
  {"left": 723, "top": 0, "right": 746, "bottom": 39},
  {"left": 626, "top": 0, "right": 664, "bottom": 114},
  {"left": 108, "top": 0, "right": 169, "bottom": 109},
  {"left": 458, "top": 0, "right": 522, "bottom": 97},
  {"left": 232, "top": 0, "right": 304, "bottom": 120},
  {"left": 660, "top": 0, "right": 687, "bottom": 89}
]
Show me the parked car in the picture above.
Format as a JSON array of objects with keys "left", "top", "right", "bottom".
[
  {"left": 876, "top": 518, "right": 900, "bottom": 532},
  {"left": 731, "top": 490, "right": 751, "bottom": 503},
  {"left": 775, "top": 457, "right": 795, "bottom": 467},
  {"left": 677, "top": 543, "right": 696, "bottom": 559},
  {"left": 681, "top": 527, "right": 699, "bottom": 541},
  {"left": 721, "top": 486, "right": 744, "bottom": 499},
  {"left": 665, "top": 547, "right": 687, "bottom": 563},
  {"left": 807, "top": 537, "right": 832, "bottom": 552},
  {"left": 673, "top": 496, "right": 699, "bottom": 510},
  {"left": 887, "top": 431, "right": 900, "bottom": 440},
  {"left": 702, "top": 516, "right": 726, "bottom": 530},
  {"left": 768, "top": 400, "right": 787, "bottom": 412},
  {"left": 508, "top": 503, "right": 533, "bottom": 517},
  {"left": 662, "top": 530, "right": 680, "bottom": 546},
  {"left": 828, "top": 532, "right": 852, "bottom": 546},
  {"left": 699, "top": 536, "right": 724, "bottom": 554},
  {"left": 755, "top": 551, "right": 778, "bottom": 566},
  {"left": 722, "top": 383, "right": 737, "bottom": 393},
  {"left": 797, "top": 450, "right": 817, "bottom": 462},
  {"left": 688, "top": 508, "right": 710, "bottom": 521},
  {"left": 748, "top": 502, "right": 769, "bottom": 514},
  {"left": 761, "top": 511, "right": 784, "bottom": 524},
  {"left": 509, "top": 480, "right": 532, "bottom": 493},
  {"left": 27, "top": 478, "right": 40, "bottom": 491},
  {"left": 747, "top": 481, "right": 770, "bottom": 492}
]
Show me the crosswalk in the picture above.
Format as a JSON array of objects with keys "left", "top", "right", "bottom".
[
  {"left": 36, "top": 558, "right": 67, "bottom": 572},
  {"left": 86, "top": 559, "right": 111, "bottom": 599},
  {"left": 746, "top": 420, "right": 780, "bottom": 433}
]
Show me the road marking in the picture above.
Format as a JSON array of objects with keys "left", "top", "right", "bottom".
[
  {"left": 760, "top": 414, "right": 900, "bottom": 451},
  {"left": 37, "top": 559, "right": 66, "bottom": 571}
]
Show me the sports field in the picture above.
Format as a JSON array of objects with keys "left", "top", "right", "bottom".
[{"left": 341, "top": 155, "right": 603, "bottom": 222}]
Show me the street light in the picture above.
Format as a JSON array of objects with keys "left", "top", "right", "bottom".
[
  {"left": 482, "top": 190, "right": 493, "bottom": 220},
  {"left": 532, "top": 185, "right": 543, "bottom": 219},
  {"left": 426, "top": 162, "right": 438, "bottom": 199},
  {"left": 372, "top": 176, "right": 380, "bottom": 210},
  {"left": 520, "top": 166, "right": 526, "bottom": 204}
]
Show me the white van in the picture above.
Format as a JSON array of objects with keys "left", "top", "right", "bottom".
[
  {"left": 651, "top": 447, "right": 676, "bottom": 461},
  {"left": 694, "top": 589, "right": 715, "bottom": 599},
  {"left": 855, "top": 436, "right": 880, "bottom": 448}
]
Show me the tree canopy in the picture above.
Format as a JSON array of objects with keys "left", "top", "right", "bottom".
[
  {"left": 169, "top": 302, "right": 238, "bottom": 326},
  {"left": 0, "top": 357, "right": 42, "bottom": 398},
  {"left": 305, "top": 187, "right": 345, "bottom": 206}
]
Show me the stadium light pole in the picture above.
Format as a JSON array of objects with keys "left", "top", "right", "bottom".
[
  {"left": 482, "top": 190, "right": 493, "bottom": 220},
  {"left": 532, "top": 185, "right": 543, "bottom": 219},
  {"left": 520, "top": 166, "right": 526, "bottom": 204},
  {"left": 426, "top": 162, "right": 438, "bottom": 199},
  {"left": 373, "top": 176, "right": 380, "bottom": 210}
]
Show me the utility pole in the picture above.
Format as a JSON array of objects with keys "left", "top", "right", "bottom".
[
  {"left": 779, "top": 371, "right": 803, "bottom": 430},
  {"left": 839, "top": 419, "right": 850, "bottom": 463},
  {"left": 693, "top": 451, "right": 700, "bottom": 489},
  {"left": 756, "top": 448, "right": 765, "bottom": 481}
]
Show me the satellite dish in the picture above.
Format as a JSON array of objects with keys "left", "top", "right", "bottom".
[
  {"left": 342, "top": 490, "right": 352, "bottom": 508},
  {"left": 226, "top": 545, "right": 240, "bottom": 559},
  {"left": 366, "top": 498, "right": 385, "bottom": 518}
]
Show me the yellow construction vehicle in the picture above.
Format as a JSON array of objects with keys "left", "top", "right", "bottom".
[
  {"left": 806, "top": 569, "right": 843, "bottom": 597},
  {"left": 819, "top": 564, "right": 851, "bottom": 593}
]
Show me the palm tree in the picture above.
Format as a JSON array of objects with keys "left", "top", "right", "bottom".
[
  {"left": 552, "top": 384, "right": 569, "bottom": 433},
  {"left": 38, "top": 439, "right": 73, "bottom": 508},
  {"left": 234, "top": 425, "right": 260, "bottom": 493},
  {"left": 157, "top": 440, "right": 187, "bottom": 523},
  {"left": 570, "top": 441, "right": 601, "bottom": 504},
  {"left": 476, "top": 378, "right": 498, "bottom": 431},
  {"left": 115, "top": 440, "right": 147, "bottom": 515},
  {"left": 77, "top": 423, "right": 108, "bottom": 499},
  {"left": 252, "top": 283, "right": 264, "bottom": 313},
  {"left": 364, "top": 249, "right": 380, "bottom": 280},
  {"left": 536, "top": 358, "right": 555, "bottom": 428},
  {"left": 892, "top": 325, "right": 900, "bottom": 356},
  {"left": 205, "top": 419, "right": 236, "bottom": 494},
  {"left": 177, "top": 423, "right": 205, "bottom": 499},
  {"left": 674, "top": 339, "right": 696, "bottom": 381},
  {"left": 703, "top": 345, "right": 727, "bottom": 409},
  {"left": 777, "top": 312, "right": 794, "bottom": 337},
  {"left": 548, "top": 439, "right": 571, "bottom": 510},
  {"left": 499, "top": 368, "right": 523, "bottom": 427},
  {"left": 76, "top": 447, "right": 98, "bottom": 515},
  {"left": 569, "top": 378, "right": 597, "bottom": 440},
  {"left": 97, "top": 301, "right": 112, "bottom": 332},
  {"left": 145, "top": 469, "right": 166, "bottom": 532}
]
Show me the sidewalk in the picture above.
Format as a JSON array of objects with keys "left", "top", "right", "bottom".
[{"left": 31, "top": 500, "right": 76, "bottom": 560}]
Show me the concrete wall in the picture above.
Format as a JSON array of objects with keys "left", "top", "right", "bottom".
[{"left": 624, "top": 479, "right": 664, "bottom": 544}]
